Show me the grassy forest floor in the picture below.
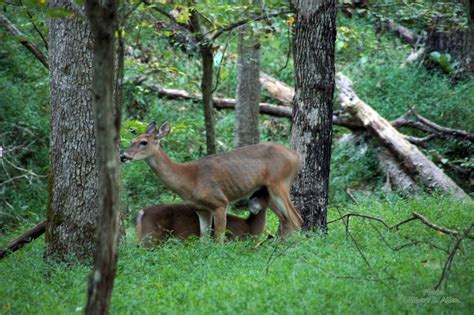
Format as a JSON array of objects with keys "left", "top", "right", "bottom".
[
  {"left": 1, "top": 6, "right": 473, "bottom": 315},
  {"left": 1, "top": 196, "right": 473, "bottom": 314}
]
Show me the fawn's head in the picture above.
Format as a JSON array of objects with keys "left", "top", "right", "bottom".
[{"left": 120, "top": 121, "right": 170, "bottom": 162}]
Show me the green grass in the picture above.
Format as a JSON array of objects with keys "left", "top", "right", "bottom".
[{"left": 1, "top": 196, "right": 473, "bottom": 314}]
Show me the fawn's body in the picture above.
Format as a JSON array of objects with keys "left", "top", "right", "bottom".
[{"left": 137, "top": 204, "right": 267, "bottom": 246}]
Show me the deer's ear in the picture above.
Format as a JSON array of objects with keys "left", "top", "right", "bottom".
[
  {"left": 145, "top": 122, "right": 157, "bottom": 135},
  {"left": 156, "top": 121, "right": 170, "bottom": 139}
]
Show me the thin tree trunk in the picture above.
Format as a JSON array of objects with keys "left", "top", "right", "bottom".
[
  {"left": 85, "top": 0, "right": 120, "bottom": 313},
  {"left": 45, "top": 1, "right": 98, "bottom": 263},
  {"left": 201, "top": 46, "right": 217, "bottom": 155},
  {"left": 189, "top": 9, "right": 216, "bottom": 155},
  {"left": 234, "top": 1, "right": 261, "bottom": 147},
  {"left": 290, "top": 0, "right": 336, "bottom": 230},
  {"left": 464, "top": 0, "right": 474, "bottom": 73}
]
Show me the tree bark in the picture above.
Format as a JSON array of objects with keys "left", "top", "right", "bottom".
[
  {"left": 45, "top": 1, "right": 99, "bottom": 263},
  {"left": 84, "top": 0, "right": 120, "bottom": 313},
  {"left": 290, "top": 0, "right": 337, "bottom": 230},
  {"left": 189, "top": 10, "right": 216, "bottom": 155},
  {"left": 337, "top": 73, "right": 469, "bottom": 200},
  {"left": 234, "top": 4, "right": 261, "bottom": 147},
  {"left": 201, "top": 47, "right": 217, "bottom": 155},
  {"left": 463, "top": 0, "right": 474, "bottom": 73}
]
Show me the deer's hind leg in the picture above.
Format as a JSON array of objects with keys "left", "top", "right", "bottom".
[
  {"left": 267, "top": 184, "right": 302, "bottom": 237},
  {"left": 213, "top": 207, "right": 227, "bottom": 244}
]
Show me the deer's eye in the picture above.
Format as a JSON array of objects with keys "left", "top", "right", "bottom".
[{"left": 140, "top": 141, "right": 148, "bottom": 146}]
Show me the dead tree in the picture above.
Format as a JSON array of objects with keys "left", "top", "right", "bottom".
[{"left": 336, "top": 73, "right": 468, "bottom": 199}]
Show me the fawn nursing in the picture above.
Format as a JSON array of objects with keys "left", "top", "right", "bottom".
[{"left": 121, "top": 121, "right": 302, "bottom": 242}]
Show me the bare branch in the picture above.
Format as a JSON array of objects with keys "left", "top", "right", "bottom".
[
  {"left": 412, "top": 212, "right": 463, "bottom": 237},
  {"left": 435, "top": 223, "right": 474, "bottom": 290},
  {"left": 0, "top": 14, "right": 49, "bottom": 69},
  {"left": 0, "top": 220, "right": 47, "bottom": 260},
  {"left": 211, "top": 10, "right": 291, "bottom": 41},
  {"left": 409, "top": 105, "right": 474, "bottom": 142}
]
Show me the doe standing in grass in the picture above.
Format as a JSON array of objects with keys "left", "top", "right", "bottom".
[{"left": 121, "top": 121, "right": 302, "bottom": 242}]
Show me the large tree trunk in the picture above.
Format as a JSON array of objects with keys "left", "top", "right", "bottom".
[
  {"left": 45, "top": 1, "right": 99, "bottom": 263},
  {"left": 84, "top": 0, "right": 120, "bottom": 313},
  {"left": 337, "top": 73, "right": 469, "bottom": 200},
  {"left": 234, "top": 8, "right": 261, "bottom": 147},
  {"left": 290, "top": 0, "right": 337, "bottom": 230}
]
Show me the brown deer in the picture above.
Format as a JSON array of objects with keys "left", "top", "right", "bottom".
[
  {"left": 121, "top": 121, "right": 302, "bottom": 241},
  {"left": 137, "top": 190, "right": 269, "bottom": 246}
]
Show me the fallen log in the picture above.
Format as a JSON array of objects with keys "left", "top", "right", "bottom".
[
  {"left": 337, "top": 133, "right": 418, "bottom": 194},
  {"left": 0, "top": 220, "right": 46, "bottom": 260},
  {"left": 259, "top": 72, "right": 294, "bottom": 106},
  {"left": 143, "top": 83, "right": 362, "bottom": 129},
  {"left": 336, "top": 73, "right": 469, "bottom": 200},
  {"left": 384, "top": 19, "right": 422, "bottom": 46}
]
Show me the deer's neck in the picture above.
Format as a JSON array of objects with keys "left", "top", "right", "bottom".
[
  {"left": 246, "top": 209, "right": 267, "bottom": 235},
  {"left": 146, "top": 146, "right": 193, "bottom": 195}
]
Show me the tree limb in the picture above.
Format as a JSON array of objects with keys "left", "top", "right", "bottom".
[
  {"left": 409, "top": 105, "right": 474, "bottom": 142},
  {"left": 0, "top": 14, "right": 49, "bottom": 69},
  {"left": 211, "top": 10, "right": 291, "bottom": 41},
  {"left": 0, "top": 220, "right": 46, "bottom": 260},
  {"left": 435, "top": 223, "right": 474, "bottom": 290}
]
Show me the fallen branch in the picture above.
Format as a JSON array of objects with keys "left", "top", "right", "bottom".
[
  {"left": 328, "top": 211, "right": 469, "bottom": 239},
  {"left": 412, "top": 212, "right": 463, "bottom": 237},
  {"left": 383, "top": 19, "right": 422, "bottom": 46},
  {"left": 142, "top": 83, "right": 362, "bottom": 129},
  {"left": 435, "top": 223, "right": 474, "bottom": 290},
  {"left": 0, "top": 14, "right": 49, "bottom": 69},
  {"left": 0, "top": 220, "right": 46, "bottom": 260},
  {"left": 409, "top": 106, "right": 474, "bottom": 142}
]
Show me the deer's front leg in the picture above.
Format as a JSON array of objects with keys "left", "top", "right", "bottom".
[
  {"left": 196, "top": 210, "right": 213, "bottom": 242},
  {"left": 213, "top": 207, "right": 227, "bottom": 243}
]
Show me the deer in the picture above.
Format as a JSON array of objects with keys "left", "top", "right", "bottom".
[
  {"left": 137, "top": 189, "right": 270, "bottom": 246},
  {"left": 120, "top": 121, "right": 302, "bottom": 242}
]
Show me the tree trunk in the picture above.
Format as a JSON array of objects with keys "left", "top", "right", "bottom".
[
  {"left": 189, "top": 10, "right": 216, "bottom": 155},
  {"left": 234, "top": 12, "right": 261, "bottom": 147},
  {"left": 464, "top": 0, "right": 474, "bottom": 73},
  {"left": 290, "top": 0, "right": 337, "bottom": 230},
  {"left": 84, "top": 0, "right": 120, "bottom": 313},
  {"left": 45, "top": 1, "right": 99, "bottom": 263},
  {"left": 201, "top": 46, "right": 217, "bottom": 155}
]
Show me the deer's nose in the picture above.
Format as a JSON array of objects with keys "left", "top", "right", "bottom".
[{"left": 120, "top": 153, "right": 130, "bottom": 163}]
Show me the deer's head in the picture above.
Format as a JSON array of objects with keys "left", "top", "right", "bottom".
[{"left": 120, "top": 121, "right": 170, "bottom": 162}]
